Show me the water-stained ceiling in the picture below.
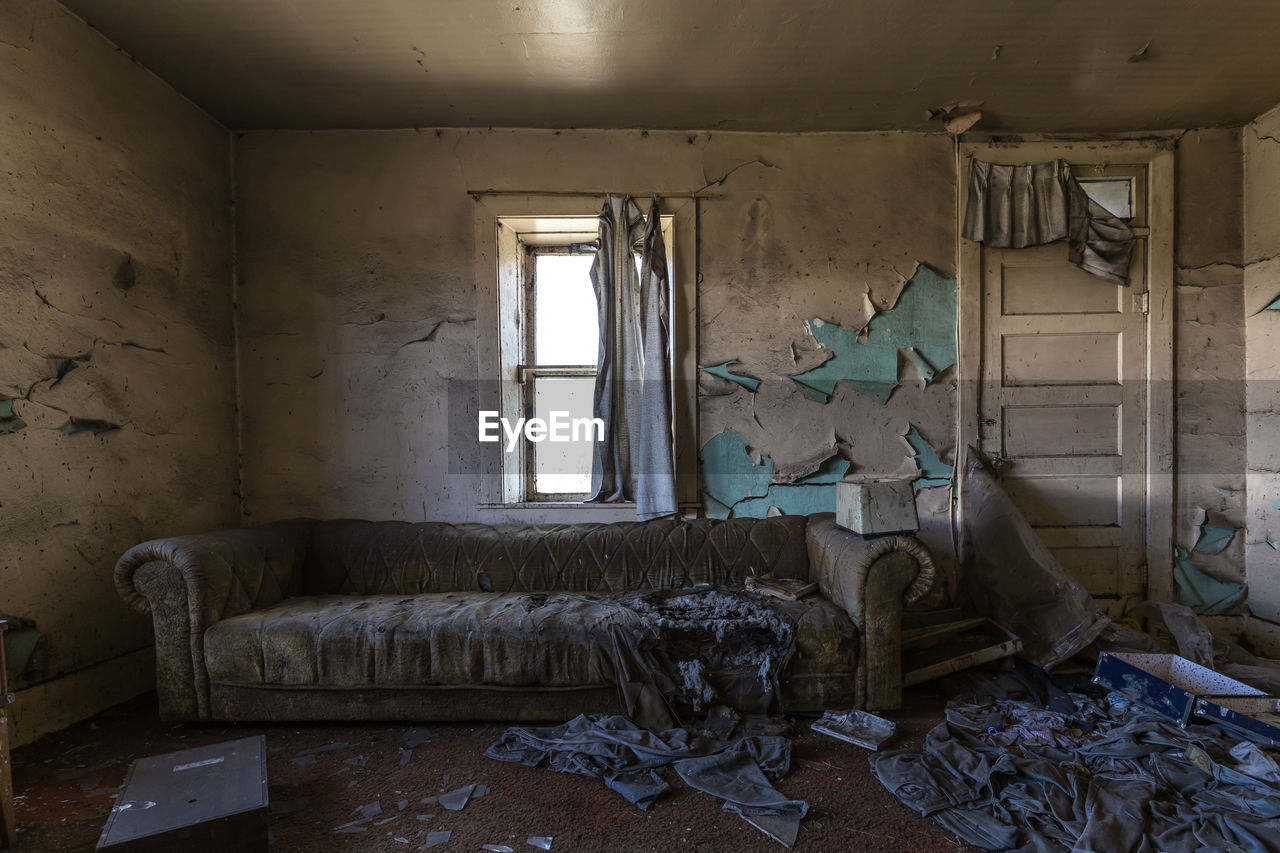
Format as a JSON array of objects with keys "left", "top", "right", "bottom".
[{"left": 58, "top": 0, "right": 1280, "bottom": 132}]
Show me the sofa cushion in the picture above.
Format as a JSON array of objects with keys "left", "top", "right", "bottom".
[
  {"left": 302, "top": 517, "right": 810, "bottom": 596},
  {"left": 204, "top": 592, "right": 642, "bottom": 688},
  {"left": 204, "top": 590, "right": 857, "bottom": 689},
  {"left": 772, "top": 596, "right": 859, "bottom": 676}
]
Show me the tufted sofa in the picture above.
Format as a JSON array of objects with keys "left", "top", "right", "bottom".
[{"left": 115, "top": 514, "right": 934, "bottom": 723}]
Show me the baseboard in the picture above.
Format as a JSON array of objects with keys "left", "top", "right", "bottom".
[{"left": 9, "top": 646, "right": 155, "bottom": 747}]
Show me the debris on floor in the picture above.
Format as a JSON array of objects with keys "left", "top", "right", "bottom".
[
  {"left": 811, "top": 710, "right": 895, "bottom": 749},
  {"left": 420, "top": 782, "right": 483, "bottom": 811},
  {"left": 421, "top": 828, "right": 451, "bottom": 848},
  {"left": 485, "top": 713, "right": 807, "bottom": 846},
  {"left": 871, "top": 664, "right": 1280, "bottom": 852}
]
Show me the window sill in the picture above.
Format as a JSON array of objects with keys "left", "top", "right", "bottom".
[{"left": 476, "top": 501, "right": 636, "bottom": 510}]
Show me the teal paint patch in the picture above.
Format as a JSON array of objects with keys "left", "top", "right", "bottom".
[
  {"left": 54, "top": 357, "right": 79, "bottom": 381},
  {"left": 61, "top": 418, "right": 121, "bottom": 435},
  {"left": 701, "top": 429, "right": 850, "bottom": 517},
  {"left": 0, "top": 399, "right": 25, "bottom": 435},
  {"left": 1273, "top": 497, "right": 1280, "bottom": 511},
  {"left": 790, "top": 378, "right": 831, "bottom": 404},
  {"left": 1268, "top": 538, "right": 1279, "bottom": 551},
  {"left": 755, "top": 483, "right": 838, "bottom": 516},
  {"left": 700, "top": 430, "right": 773, "bottom": 515},
  {"left": 903, "top": 425, "right": 953, "bottom": 492},
  {"left": 790, "top": 265, "right": 957, "bottom": 405},
  {"left": 734, "top": 455, "right": 851, "bottom": 518},
  {"left": 704, "top": 493, "right": 733, "bottom": 520},
  {"left": 903, "top": 348, "right": 937, "bottom": 382},
  {"left": 1173, "top": 545, "right": 1247, "bottom": 615},
  {"left": 1193, "top": 523, "right": 1238, "bottom": 555},
  {"left": 1215, "top": 486, "right": 1238, "bottom": 495},
  {"left": 1255, "top": 293, "right": 1280, "bottom": 314},
  {"left": 699, "top": 361, "right": 761, "bottom": 392}
]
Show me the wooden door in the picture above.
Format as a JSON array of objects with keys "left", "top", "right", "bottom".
[{"left": 974, "top": 163, "right": 1154, "bottom": 615}]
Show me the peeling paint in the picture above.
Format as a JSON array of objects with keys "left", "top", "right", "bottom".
[
  {"left": 700, "top": 429, "right": 772, "bottom": 514},
  {"left": 699, "top": 360, "right": 760, "bottom": 392},
  {"left": 1253, "top": 293, "right": 1280, "bottom": 314},
  {"left": 0, "top": 399, "right": 26, "bottom": 434},
  {"left": 1174, "top": 545, "right": 1247, "bottom": 615},
  {"left": 1193, "top": 520, "right": 1239, "bottom": 555},
  {"left": 699, "top": 429, "right": 850, "bottom": 518},
  {"left": 902, "top": 424, "right": 953, "bottom": 492},
  {"left": 59, "top": 417, "right": 121, "bottom": 435},
  {"left": 790, "top": 264, "right": 956, "bottom": 405}
]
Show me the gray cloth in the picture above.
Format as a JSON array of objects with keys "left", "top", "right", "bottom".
[
  {"left": 960, "top": 447, "right": 1109, "bottom": 669},
  {"left": 871, "top": 688, "right": 1280, "bottom": 852},
  {"left": 588, "top": 194, "right": 677, "bottom": 520},
  {"left": 485, "top": 713, "right": 807, "bottom": 820},
  {"left": 962, "top": 158, "right": 1135, "bottom": 286}
]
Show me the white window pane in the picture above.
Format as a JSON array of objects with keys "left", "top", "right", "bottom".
[
  {"left": 535, "top": 254, "right": 598, "bottom": 365},
  {"left": 532, "top": 376, "right": 597, "bottom": 495},
  {"left": 1079, "top": 179, "right": 1133, "bottom": 219}
]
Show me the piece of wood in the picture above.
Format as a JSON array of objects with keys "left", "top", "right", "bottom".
[{"left": 0, "top": 619, "right": 15, "bottom": 849}]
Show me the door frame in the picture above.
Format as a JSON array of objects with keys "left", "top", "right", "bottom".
[{"left": 955, "top": 138, "right": 1175, "bottom": 605}]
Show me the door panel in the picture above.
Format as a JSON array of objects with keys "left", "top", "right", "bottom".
[{"left": 977, "top": 164, "right": 1149, "bottom": 613}]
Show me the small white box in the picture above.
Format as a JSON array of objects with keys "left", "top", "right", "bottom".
[{"left": 836, "top": 479, "right": 919, "bottom": 535}]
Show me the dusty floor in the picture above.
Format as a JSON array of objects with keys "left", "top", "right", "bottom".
[{"left": 11, "top": 687, "right": 978, "bottom": 852}]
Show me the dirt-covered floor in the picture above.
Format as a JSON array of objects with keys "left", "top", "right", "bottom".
[{"left": 11, "top": 686, "right": 978, "bottom": 852}]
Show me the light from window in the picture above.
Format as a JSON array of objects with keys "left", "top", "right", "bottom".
[
  {"left": 1078, "top": 179, "right": 1133, "bottom": 219},
  {"left": 532, "top": 375, "right": 596, "bottom": 495},
  {"left": 534, "top": 254, "right": 598, "bottom": 365}
]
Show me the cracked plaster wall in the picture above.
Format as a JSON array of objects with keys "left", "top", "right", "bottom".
[
  {"left": 236, "top": 128, "right": 1253, "bottom": 625},
  {"left": 1244, "top": 105, "right": 1280, "bottom": 654},
  {"left": 234, "top": 129, "right": 958, "bottom": 533},
  {"left": 0, "top": 0, "right": 238, "bottom": 744},
  {"left": 1173, "top": 129, "right": 1248, "bottom": 634}
]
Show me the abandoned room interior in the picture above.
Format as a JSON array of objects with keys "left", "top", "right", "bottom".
[{"left": 5, "top": 0, "right": 1280, "bottom": 850}]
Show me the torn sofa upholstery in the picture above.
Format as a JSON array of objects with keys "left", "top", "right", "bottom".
[{"left": 115, "top": 514, "right": 935, "bottom": 723}]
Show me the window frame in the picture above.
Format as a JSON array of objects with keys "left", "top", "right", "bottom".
[
  {"left": 473, "top": 199, "right": 697, "bottom": 520},
  {"left": 520, "top": 244, "right": 600, "bottom": 502}
]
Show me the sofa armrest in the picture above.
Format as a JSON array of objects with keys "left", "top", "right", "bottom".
[
  {"left": 806, "top": 514, "right": 935, "bottom": 711},
  {"left": 114, "top": 519, "right": 316, "bottom": 719}
]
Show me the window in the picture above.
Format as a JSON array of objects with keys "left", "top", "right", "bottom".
[{"left": 493, "top": 214, "right": 675, "bottom": 503}]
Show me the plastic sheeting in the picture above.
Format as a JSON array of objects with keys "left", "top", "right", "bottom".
[{"left": 960, "top": 448, "right": 1109, "bottom": 669}]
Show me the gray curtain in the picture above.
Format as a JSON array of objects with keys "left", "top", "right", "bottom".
[
  {"left": 588, "top": 194, "right": 677, "bottom": 520},
  {"left": 962, "top": 158, "right": 1135, "bottom": 286}
]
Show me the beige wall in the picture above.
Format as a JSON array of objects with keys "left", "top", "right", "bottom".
[
  {"left": 1175, "top": 129, "right": 1248, "bottom": 634},
  {"left": 236, "top": 127, "right": 1249, "bottom": 620},
  {"left": 1245, "top": 105, "right": 1280, "bottom": 654},
  {"left": 234, "top": 128, "right": 958, "bottom": 528},
  {"left": 0, "top": 0, "right": 237, "bottom": 744}
]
